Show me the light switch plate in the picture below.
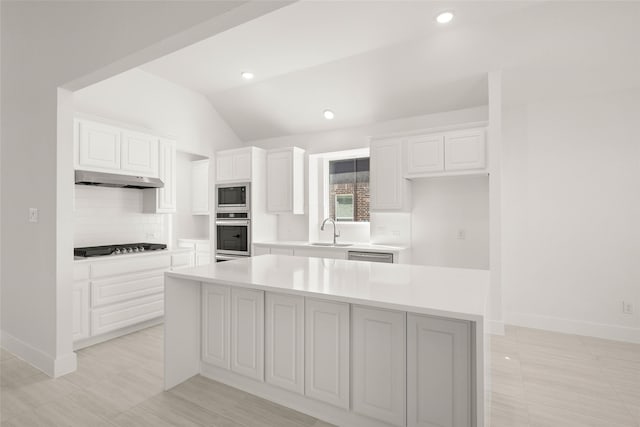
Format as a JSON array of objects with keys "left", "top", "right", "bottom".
[{"left": 28, "top": 208, "right": 39, "bottom": 223}]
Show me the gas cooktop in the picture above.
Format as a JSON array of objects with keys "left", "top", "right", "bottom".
[{"left": 74, "top": 243, "right": 167, "bottom": 258}]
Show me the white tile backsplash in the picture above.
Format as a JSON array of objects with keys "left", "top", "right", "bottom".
[{"left": 73, "top": 185, "right": 166, "bottom": 247}]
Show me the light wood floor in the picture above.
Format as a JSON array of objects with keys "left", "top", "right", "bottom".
[{"left": 1, "top": 325, "right": 639, "bottom": 427}]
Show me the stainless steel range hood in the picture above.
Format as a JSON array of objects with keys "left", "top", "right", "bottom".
[{"left": 75, "top": 170, "right": 164, "bottom": 189}]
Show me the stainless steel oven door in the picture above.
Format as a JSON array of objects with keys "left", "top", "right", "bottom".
[{"left": 216, "top": 219, "right": 251, "bottom": 256}]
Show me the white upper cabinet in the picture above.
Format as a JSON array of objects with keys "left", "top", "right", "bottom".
[
  {"left": 216, "top": 147, "right": 253, "bottom": 182},
  {"left": 144, "top": 138, "right": 176, "bottom": 213},
  {"left": 75, "top": 118, "right": 165, "bottom": 179},
  {"left": 404, "top": 127, "right": 486, "bottom": 178},
  {"left": 76, "top": 119, "right": 121, "bottom": 171},
  {"left": 406, "top": 134, "right": 445, "bottom": 175},
  {"left": 121, "top": 130, "right": 158, "bottom": 176},
  {"left": 444, "top": 128, "right": 486, "bottom": 171},
  {"left": 370, "top": 137, "right": 411, "bottom": 211},
  {"left": 191, "top": 159, "right": 209, "bottom": 215},
  {"left": 266, "top": 147, "right": 305, "bottom": 214}
]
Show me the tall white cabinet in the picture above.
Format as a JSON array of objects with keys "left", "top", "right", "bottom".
[
  {"left": 352, "top": 306, "right": 406, "bottom": 427},
  {"left": 191, "top": 159, "right": 209, "bottom": 215},
  {"left": 370, "top": 137, "right": 411, "bottom": 211}
]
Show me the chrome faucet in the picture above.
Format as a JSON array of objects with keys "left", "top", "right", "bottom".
[{"left": 321, "top": 217, "right": 340, "bottom": 245}]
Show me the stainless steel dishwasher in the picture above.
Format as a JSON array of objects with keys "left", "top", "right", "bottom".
[{"left": 347, "top": 251, "right": 394, "bottom": 263}]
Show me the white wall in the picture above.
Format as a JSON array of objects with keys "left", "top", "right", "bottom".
[
  {"left": 173, "top": 151, "right": 209, "bottom": 246},
  {"left": 249, "top": 106, "right": 488, "bottom": 243},
  {"left": 0, "top": 1, "right": 286, "bottom": 376},
  {"left": 502, "top": 87, "right": 640, "bottom": 342},
  {"left": 73, "top": 68, "right": 241, "bottom": 157},
  {"left": 73, "top": 186, "right": 166, "bottom": 248},
  {"left": 411, "top": 175, "right": 490, "bottom": 269}
]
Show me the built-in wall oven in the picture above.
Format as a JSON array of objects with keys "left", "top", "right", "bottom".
[
  {"left": 216, "top": 183, "right": 250, "bottom": 212},
  {"left": 215, "top": 212, "right": 250, "bottom": 262}
]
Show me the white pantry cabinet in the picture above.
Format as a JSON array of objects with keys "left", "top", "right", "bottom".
[
  {"left": 230, "top": 288, "right": 264, "bottom": 381},
  {"left": 121, "top": 130, "right": 158, "bottom": 176},
  {"left": 216, "top": 147, "right": 253, "bottom": 182},
  {"left": 370, "top": 137, "right": 411, "bottom": 211},
  {"left": 407, "top": 314, "right": 471, "bottom": 427},
  {"left": 202, "top": 284, "right": 231, "bottom": 369},
  {"left": 266, "top": 147, "right": 305, "bottom": 214},
  {"left": 304, "top": 298, "right": 350, "bottom": 409},
  {"left": 191, "top": 159, "right": 210, "bottom": 215},
  {"left": 352, "top": 306, "right": 406, "bottom": 426},
  {"left": 265, "top": 293, "right": 304, "bottom": 394},
  {"left": 144, "top": 138, "right": 176, "bottom": 213}
]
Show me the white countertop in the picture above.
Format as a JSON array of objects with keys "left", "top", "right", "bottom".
[
  {"left": 74, "top": 247, "right": 192, "bottom": 263},
  {"left": 166, "top": 254, "right": 489, "bottom": 322},
  {"left": 253, "top": 240, "right": 409, "bottom": 252}
]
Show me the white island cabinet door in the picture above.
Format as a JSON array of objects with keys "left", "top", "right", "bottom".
[
  {"left": 407, "top": 314, "right": 471, "bottom": 427},
  {"left": 304, "top": 298, "right": 349, "bottom": 409},
  {"left": 202, "top": 284, "right": 230, "bottom": 369},
  {"left": 352, "top": 306, "right": 406, "bottom": 426},
  {"left": 231, "top": 288, "right": 264, "bottom": 381},
  {"left": 265, "top": 293, "right": 304, "bottom": 394}
]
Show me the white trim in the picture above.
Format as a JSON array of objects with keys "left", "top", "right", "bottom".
[
  {"left": 1, "top": 329, "right": 77, "bottom": 377},
  {"left": 507, "top": 312, "right": 640, "bottom": 344}
]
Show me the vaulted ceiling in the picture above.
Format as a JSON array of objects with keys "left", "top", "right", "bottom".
[{"left": 141, "top": 1, "right": 640, "bottom": 142}]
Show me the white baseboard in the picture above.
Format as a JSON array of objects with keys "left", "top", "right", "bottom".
[
  {"left": 0, "top": 330, "right": 77, "bottom": 377},
  {"left": 507, "top": 312, "right": 640, "bottom": 344}
]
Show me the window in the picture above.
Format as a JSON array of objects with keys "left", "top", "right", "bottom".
[{"left": 328, "top": 157, "right": 369, "bottom": 222}]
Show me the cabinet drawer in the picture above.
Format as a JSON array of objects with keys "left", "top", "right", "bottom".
[
  {"left": 171, "top": 252, "right": 193, "bottom": 269},
  {"left": 91, "top": 254, "right": 170, "bottom": 278},
  {"left": 91, "top": 270, "right": 164, "bottom": 307},
  {"left": 91, "top": 293, "right": 164, "bottom": 336},
  {"left": 195, "top": 243, "right": 210, "bottom": 253},
  {"left": 73, "top": 264, "right": 90, "bottom": 282}
]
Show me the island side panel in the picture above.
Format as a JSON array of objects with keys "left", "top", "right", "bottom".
[{"left": 164, "top": 276, "right": 201, "bottom": 390}]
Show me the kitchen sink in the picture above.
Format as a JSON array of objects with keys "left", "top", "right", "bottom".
[{"left": 310, "top": 242, "right": 353, "bottom": 247}]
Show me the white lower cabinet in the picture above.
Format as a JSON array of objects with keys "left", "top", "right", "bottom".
[
  {"left": 231, "top": 288, "right": 264, "bottom": 381},
  {"left": 91, "top": 270, "right": 165, "bottom": 307},
  {"left": 72, "top": 281, "right": 90, "bottom": 341},
  {"left": 304, "top": 298, "right": 350, "bottom": 409},
  {"left": 91, "top": 293, "right": 164, "bottom": 336},
  {"left": 265, "top": 293, "right": 304, "bottom": 394},
  {"left": 352, "top": 306, "right": 406, "bottom": 426},
  {"left": 407, "top": 314, "right": 471, "bottom": 427},
  {"left": 294, "top": 247, "right": 347, "bottom": 260},
  {"left": 202, "top": 284, "right": 230, "bottom": 369}
]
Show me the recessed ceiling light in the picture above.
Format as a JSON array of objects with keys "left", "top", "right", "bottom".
[
  {"left": 323, "top": 109, "right": 335, "bottom": 120},
  {"left": 241, "top": 71, "right": 254, "bottom": 80},
  {"left": 436, "top": 11, "right": 454, "bottom": 24}
]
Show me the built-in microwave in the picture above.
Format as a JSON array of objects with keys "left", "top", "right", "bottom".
[{"left": 216, "top": 183, "right": 250, "bottom": 212}]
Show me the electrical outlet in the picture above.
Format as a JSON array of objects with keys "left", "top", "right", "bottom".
[
  {"left": 28, "top": 208, "right": 39, "bottom": 223},
  {"left": 622, "top": 301, "right": 633, "bottom": 315},
  {"left": 457, "top": 229, "right": 466, "bottom": 240}
]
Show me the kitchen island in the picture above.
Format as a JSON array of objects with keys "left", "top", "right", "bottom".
[{"left": 164, "top": 254, "right": 490, "bottom": 427}]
